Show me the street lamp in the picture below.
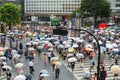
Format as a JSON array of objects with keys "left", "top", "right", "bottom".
[{"left": 65, "top": 28, "right": 101, "bottom": 80}]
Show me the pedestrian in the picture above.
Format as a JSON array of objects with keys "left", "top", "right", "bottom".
[
  {"left": 90, "top": 58, "right": 95, "bottom": 72},
  {"left": 55, "top": 65, "right": 60, "bottom": 78},
  {"left": 71, "top": 62, "right": 75, "bottom": 73},
  {"left": 6, "top": 69, "right": 12, "bottom": 80},
  {"left": 9, "top": 37, "right": 13, "bottom": 48},
  {"left": 100, "top": 66, "right": 107, "bottom": 80},
  {"left": 90, "top": 51, "right": 94, "bottom": 59},
  {"left": 39, "top": 76, "right": 45, "bottom": 80},
  {"left": 28, "top": 59, "right": 35, "bottom": 74},
  {"left": 92, "top": 73, "right": 97, "bottom": 80},
  {"left": 16, "top": 40, "right": 18, "bottom": 49},
  {"left": 38, "top": 48, "right": 41, "bottom": 59},
  {"left": 19, "top": 42, "right": 23, "bottom": 50},
  {"left": 113, "top": 73, "right": 119, "bottom": 80},
  {"left": 51, "top": 60, "right": 56, "bottom": 72},
  {"left": 43, "top": 53, "right": 47, "bottom": 66},
  {"left": 115, "top": 57, "right": 118, "bottom": 65},
  {"left": 47, "top": 51, "right": 51, "bottom": 63}
]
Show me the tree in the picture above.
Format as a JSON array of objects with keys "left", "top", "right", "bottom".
[
  {"left": 81, "top": 0, "right": 111, "bottom": 27},
  {"left": 0, "top": 3, "right": 21, "bottom": 30},
  {"left": 70, "top": 9, "right": 81, "bottom": 18}
]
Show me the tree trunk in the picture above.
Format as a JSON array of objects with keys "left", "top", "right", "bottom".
[
  {"left": 1, "top": 24, "right": 4, "bottom": 33},
  {"left": 9, "top": 24, "right": 11, "bottom": 30},
  {"left": 94, "top": 14, "right": 97, "bottom": 27}
]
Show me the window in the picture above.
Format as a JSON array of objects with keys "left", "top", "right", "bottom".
[
  {"left": 116, "top": 0, "right": 120, "bottom": 2},
  {"left": 116, "top": 4, "right": 120, "bottom": 7}
]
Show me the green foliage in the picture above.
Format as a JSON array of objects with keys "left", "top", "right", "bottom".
[
  {"left": 70, "top": 9, "right": 81, "bottom": 18},
  {"left": 0, "top": 3, "right": 21, "bottom": 29},
  {"left": 81, "top": 0, "right": 111, "bottom": 18}
]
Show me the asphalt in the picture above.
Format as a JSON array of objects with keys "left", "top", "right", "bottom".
[{"left": 0, "top": 37, "right": 77, "bottom": 80}]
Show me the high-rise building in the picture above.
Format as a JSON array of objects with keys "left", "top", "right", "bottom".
[{"left": 24, "top": 0, "right": 80, "bottom": 16}]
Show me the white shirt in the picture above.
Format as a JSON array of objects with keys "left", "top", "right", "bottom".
[
  {"left": 47, "top": 52, "right": 51, "bottom": 57},
  {"left": 28, "top": 61, "right": 33, "bottom": 66}
]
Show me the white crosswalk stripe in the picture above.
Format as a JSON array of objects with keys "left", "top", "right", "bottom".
[{"left": 73, "top": 58, "right": 120, "bottom": 80}]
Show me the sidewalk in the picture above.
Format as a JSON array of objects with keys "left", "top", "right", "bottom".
[{"left": 0, "top": 37, "right": 9, "bottom": 80}]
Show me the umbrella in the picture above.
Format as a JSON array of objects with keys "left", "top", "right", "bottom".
[
  {"left": 15, "top": 63, "right": 24, "bottom": 68},
  {"left": 51, "top": 57, "right": 59, "bottom": 61},
  {"left": 65, "top": 44, "right": 71, "bottom": 48},
  {"left": 55, "top": 61, "right": 62, "bottom": 66},
  {"left": 106, "top": 44, "right": 113, "bottom": 49},
  {"left": 49, "top": 39, "right": 57, "bottom": 44},
  {"left": 48, "top": 43, "right": 53, "bottom": 47},
  {"left": 76, "top": 39, "right": 84, "bottom": 43},
  {"left": 34, "top": 39, "right": 39, "bottom": 42},
  {"left": 63, "top": 41, "right": 67, "bottom": 44},
  {"left": 76, "top": 53, "right": 84, "bottom": 59},
  {"left": 32, "top": 42, "right": 39, "bottom": 45},
  {"left": 0, "top": 47, "right": 4, "bottom": 51},
  {"left": 40, "top": 70, "right": 48, "bottom": 74},
  {"left": 37, "top": 46, "right": 44, "bottom": 49},
  {"left": 106, "top": 41, "right": 111, "bottom": 44},
  {"left": 68, "top": 57, "right": 77, "bottom": 62},
  {"left": 40, "top": 74, "right": 49, "bottom": 77},
  {"left": 99, "top": 40, "right": 103, "bottom": 45},
  {"left": 68, "top": 47, "right": 74, "bottom": 53},
  {"left": 26, "top": 55, "right": 34, "bottom": 60},
  {"left": 100, "top": 46, "right": 106, "bottom": 52},
  {"left": 72, "top": 44, "right": 79, "bottom": 48},
  {"left": 13, "top": 54, "right": 21, "bottom": 58},
  {"left": 98, "top": 23, "right": 108, "bottom": 29},
  {"left": 25, "top": 43, "right": 31, "bottom": 46},
  {"left": 112, "top": 48, "right": 119, "bottom": 52},
  {"left": 14, "top": 75, "right": 26, "bottom": 80},
  {"left": 18, "top": 50, "right": 23, "bottom": 55},
  {"left": 67, "top": 53, "right": 74, "bottom": 57},
  {"left": 0, "top": 56, "right": 6, "bottom": 60},
  {"left": 2, "top": 65, "right": 12, "bottom": 70},
  {"left": 112, "top": 43, "right": 118, "bottom": 48},
  {"left": 57, "top": 44, "right": 64, "bottom": 48},
  {"left": 48, "top": 48, "right": 53, "bottom": 51},
  {"left": 4, "top": 47, "right": 9, "bottom": 51},
  {"left": 28, "top": 47, "right": 35, "bottom": 51},
  {"left": 18, "top": 33, "right": 22, "bottom": 36},
  {"left": 54, "top": 41, "right": 59, "bottom": 45},
  {"left": 25, "top": 75, "right": 32, "bottom": 79},
  {"left": 85, "top": 44, "right": 93, "bottom": 48},
  {"left": 0, "top": 52, "right": 4, "bottom": 56}
]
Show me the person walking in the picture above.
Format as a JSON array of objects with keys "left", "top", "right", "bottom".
[
  {"left": 71, "top": 62, "right": 75, "bottom": 73},
  {"left": 43, "top": 53, "right": 47, "bottom": 66},
  {"left": 28, "top": 59, "right": 35, "bottom": 74},
  {"left": 92, "top": 73, "right": 97, "bottom": 80},
  {"left": 90, "top": 58, "right": 95, "bottom": 72},
  {"left": 39, "top": 76, "right": 45, "bottom": 80},
  {"left": 19, "top": 42, "right": 23, "bottom": 50},
  {"left": 6, "top": 69, "right": 12, "bottom": 80},
  {"left": 47, "top": 51, "right": 51, "bottom": 63},
  {"left": 55, "top": 65, "right": 60, "bottom": 78},
  {"left": 51, "top": 60, "right": 56, "bottom": 72},
  {"left": 100, "top": 66, "right": 107, "bottom": 80}
]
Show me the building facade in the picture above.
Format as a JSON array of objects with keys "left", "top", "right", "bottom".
[{"left": 24, "top": 0, "right": 80, "bottom": 16}]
